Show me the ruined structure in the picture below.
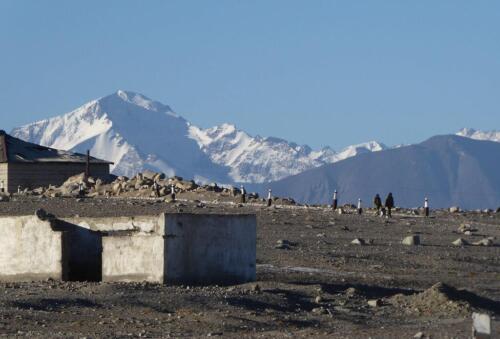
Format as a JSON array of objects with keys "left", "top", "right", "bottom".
[
  {"left": 0, "top": 130, "right": 111, "bottom": 193},
  {"left": 0, "top": 213, "right": 256, "bottom": 285}
]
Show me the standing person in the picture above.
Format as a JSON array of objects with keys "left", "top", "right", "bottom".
[
  {"left": 385, "top": 192, "right": 394, "bottom": 218},
  {"left": 373, "top": 194, "right": 382, "bottom": 215},
  {"left": 240, "top": 185, "right": 246, "bottom": 204}
]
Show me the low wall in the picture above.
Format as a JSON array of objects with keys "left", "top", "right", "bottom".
[
  {"left": 0, "top": 216, "right": 65, "bottom": 281},
  {"left": 102, "top": 235, "right": 165, "bottom": 283},
  {"left": 164, "top": 213, "right": 256, "bottom": 285},
  {"left": 60, "top": 215, "right": 161, "bottom": 233},
  {"left": 0, "top": 213, "right": 257, "bottom": 285}
]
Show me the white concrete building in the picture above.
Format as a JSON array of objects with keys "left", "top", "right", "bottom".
[{"left": 0, "top": 213, "right": 257, "bottom": 285}]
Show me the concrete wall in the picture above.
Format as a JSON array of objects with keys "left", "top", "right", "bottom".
[
  {"left": 61, "top": 215, "right": 161, "bottom": 233},
  {"left": 6, "top": 162, "right": 109, "bottom": 193},
  {"left": 164, "top": 214, "right": 256, "bottom": 285},
  {"left": 0, "top": 213, "right": 257, "bottom": 285},
  {"left": 0, "top": 216, "right": 65, "bottom": 281},
  {"left": 102, "top": 235, "right": 165, "bottom": 283},
  {"left": 0, "top": 163, "right": 7, "bottom": 192}
]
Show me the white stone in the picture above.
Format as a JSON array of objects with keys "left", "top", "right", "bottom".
[
  {"left": 402, "top": 235, "right": 420, "bottom": 246},
  {"left": 472, "top": 312, "right": 491, "bottom": 337}
]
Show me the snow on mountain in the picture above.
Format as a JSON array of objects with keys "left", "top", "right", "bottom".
[
  {"left": 11, "top": 90, "right": 386, "bottom": 183},
  {"left": 11, "top": 91, "right": 230, "bottom": 182},
  {"left": 456, "top": 128, "right": 500, "bottom": 143},
  {"left": 188, "top": 123, "right": 386, "bottom": 183}
]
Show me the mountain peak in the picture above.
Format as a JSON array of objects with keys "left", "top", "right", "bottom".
[{"left": 98, "top": 90, "right": 175, "bottom": 115}]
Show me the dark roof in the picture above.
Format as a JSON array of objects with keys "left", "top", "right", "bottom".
[{"left": 0, "top": 130, "right": 112, "bottom": 164}]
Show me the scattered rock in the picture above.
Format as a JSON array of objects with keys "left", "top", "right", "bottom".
[
  {"left": 449, "top": 206, "right": 460, "bottom": 213},
  {"left": 367, "top": 299, "right": 382, "bottom": 307},
  {"left": 351, "top": 238, "right": 366, "bottom": 245},
  {"left": 207, "top": 332, "right": 223, "bottom": 337},
  {"left": 452, "top": 238, "right": 469, "bottom": 246},
  {"left": 315, "top": 295, "right": 323, "bottom": 304},
  {"left": 311, "top": 307, "right": 328, "bottom": 315},
  {"left": 402, "top": 235, "right": 420, "bottom": 246},
  {"left": 250, "top": 284, "right": 261, "bottom": 293},
  {"left": 472, "top": 238, "right": 494, "bottom": 247},
  {"left": 472, "top": 312, "right": 491, "bottom": 338},
  {"left": 275, "top": 239, "right": 293, "bottom": 250},
  {"left": 345, "top": 287, "right": 357, "bottom": 297},
  {"left": 413, "top": 332, "right": 424, "bottom": 339},
  {"left": 457, "top": 223, "right": 476, "bottom": 234}
]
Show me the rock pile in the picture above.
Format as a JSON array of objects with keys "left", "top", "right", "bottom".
[
  {"left": 11, "top": 172, "right": 260, "bottom": 201},
  {"left": 390, "top": 282, "right": 470, "bottom": 316}
]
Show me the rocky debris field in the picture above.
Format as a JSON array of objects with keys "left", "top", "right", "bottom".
[
  {"left": 1, "top": 171, "right": 290, "bottom": 205},
  {"left": 0, "top": 195, "right": 499, "bottom": 338}
]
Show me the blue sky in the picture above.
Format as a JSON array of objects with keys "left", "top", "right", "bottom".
[{"left": 0, "top": 0, "right": 499, "bottom": 149}]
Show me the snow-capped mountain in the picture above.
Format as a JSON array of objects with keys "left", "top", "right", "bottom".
[
  {"left": 11, "top": 90, "right": 386, "bottom": 183},
  {"left": 188, "top": 123, "right": 386, "bottom": 182},
  {"left": 456, "top": 128, "right": 500, "bottom": 143}
]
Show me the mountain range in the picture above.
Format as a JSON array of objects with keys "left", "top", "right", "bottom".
[
  {"left": 10, "top": 90, "right": 500, "bottom": 208},
  {"left": 264, "top": 135, "right": 500, "bottom": 209},
  {"left": 11, "top": 90, "right": 386, "bottom": 183}
]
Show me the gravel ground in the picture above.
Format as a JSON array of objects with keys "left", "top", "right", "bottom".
[{"left": 0, "top": 196, "right": 499, "bottom": 338}]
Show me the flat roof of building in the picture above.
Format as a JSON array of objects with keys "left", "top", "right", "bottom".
[{"left": 0, "top": 130, "right": 112, "bottom": 164}]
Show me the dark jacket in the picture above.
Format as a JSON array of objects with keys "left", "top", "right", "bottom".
[
  {"left": 385, "top": 193, "right": 394, "bottom": 208},
  {"left": 373, "top": 195, "right": 382, "bottom": 207}
]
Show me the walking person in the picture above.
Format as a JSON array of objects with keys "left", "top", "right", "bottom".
[
  {"left": 385, "top": 192, "right": 394, "bottom": 218},
  {"left": 373, "top": 194, "right": 382, "bottom": 215}
]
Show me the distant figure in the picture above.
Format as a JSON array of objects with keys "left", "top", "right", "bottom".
[
  {"left": 170, "top": 184, "right": 176, "bottom": 202},
  {"left": 385, "top": 193, "right": 394, "bottom": 218},
  {"left": 240, "top": 185, "right": 246, "bottom": 204},
  {"left": 153, "top": 181, "right": 160, "bottom": 198},
  {"left": 78, "top": 182, "right": 85, "bottom": 197},
  {"left": 267, "top": 189, "right": 272, "bottom": 207},
  {"left": 332, "top": 190, "right": 338, "bottom": 210},
  {"left": 357, "top": 198, "right": 363, "bottom": 215},
  {"left": 0, "top": 180, "right": 4, "bottom": 193},
  {"left": 373, "top": 194, "right": 382, "bottom": 215},
  {"left": 424, "top": 197, "right": 429, "bottom": 217}
]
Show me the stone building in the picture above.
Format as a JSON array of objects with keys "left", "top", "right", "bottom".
[{"left": 0, "top": 130, "right": 111, "bottom": 193}]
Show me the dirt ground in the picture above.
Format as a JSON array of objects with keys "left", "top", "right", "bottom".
[{"left": 0, "top": 196, "right": 499, "bottom": 338}]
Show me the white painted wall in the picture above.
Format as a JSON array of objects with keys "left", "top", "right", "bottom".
[
  {"left": 102, "top": 235, "right": 164, "bottom": 283},
  {"left": 0, "top": 216, "right": 64, "bottom": 281}
]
